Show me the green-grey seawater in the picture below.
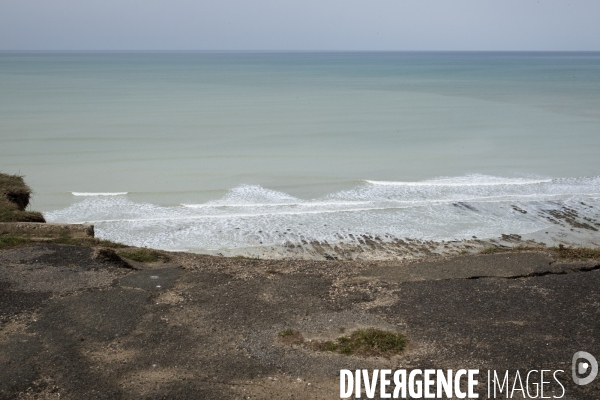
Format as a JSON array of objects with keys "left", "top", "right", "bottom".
[{"left": 1, "top": 52, "right": 599, "bottom": 252}]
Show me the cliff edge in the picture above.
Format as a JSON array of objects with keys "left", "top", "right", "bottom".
[{"left": 0, "top": 173, "right": 45, "bottom": 223}]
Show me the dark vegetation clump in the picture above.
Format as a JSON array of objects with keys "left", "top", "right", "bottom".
[
  {"left": 480, "top": 243, "right": 600, "bottom": 260},
  {"left": 0, "top": 233, "right": 129, "bottom": 251},
  {"left": 312, "top": 328, "right": 407, "bottom": 357},
  {"left": 480, "top": 245, "right": 545, "bottom": 255},
  {"left": 552, "top": 244, "right": 600, "bottom": 260},
  {"left": 119, "top": 248, "right": 167, "bottom": 263},
  {"left": 0, "top": 234, "right": 32, "bottom": 250},
  {"left": 0, "top": 173, "right": 31, "bottom": 209},
  {"left": 0, "top": 173, "right": 45, "bottom": 223},
  {"left": 277, "top": 328, "right": 407, "bottom": 357},
  {"left": 51, "top": 235, "right": 127, "bottom": 249},
  {"left": 277, "top": 329, "right": 304, "bottom": 345}
]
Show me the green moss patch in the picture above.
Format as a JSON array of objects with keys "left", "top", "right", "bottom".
[
  {"left": 119, "top": 248, "right": 167, "bottom": 263},
  {"left": 552, "top": 244, "right": 600, "bottom": 260},
  {"left": 277, "top": 329, "right": 304, "bottom": 345},
  {"left": 277, "top": 328, "right": 407, "bottom": 357},
  {"left": 51, "top": 235, "right": 127, "bottom": 249},
  {"left": 0, "top": 173, "right": 31, "bottom": 209},
  {"left": 312, "top": 328, "right": 407, "bottom": 357},
  {"left": 0, "top": 172, "right": 45, "bottom": 222},
  {"left": 0, "top": 234, "right": 32, "bottom": 250},
  {"left": 0, "top": 197, "right": 45, "bottom": 223},
  {"left": 480, "top": 245, "right": 546, "bottom": 255},
  {"left": 480, "top": 243, "right": 600, "bottom": 260}
]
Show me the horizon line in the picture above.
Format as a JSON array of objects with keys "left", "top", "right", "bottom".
[{"left": 2, "top": 49, "right": 600, "bottom": 53}]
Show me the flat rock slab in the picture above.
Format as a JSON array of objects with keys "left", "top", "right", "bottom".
[
  {"left": 0, "top": 222, "right": 94, "bottom": 238},
  {"left": 0, "top": 244, "right": 131, "bottom": 294},
  {"left": 119, "top": 267, "right": 185, "bottom": 291},
  {"left": 361, "top": 252, "right": 574, "bottom": 281},
  {"left": 0, "top": 244, "right": 598, "bottom": 399}
]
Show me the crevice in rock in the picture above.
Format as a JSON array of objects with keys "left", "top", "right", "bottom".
[{"left": 465, "top": 262, "right": 600, "bottom": 280}]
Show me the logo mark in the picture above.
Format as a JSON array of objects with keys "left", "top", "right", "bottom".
[{"left": 572, "top": 351, "right": 598, "bottom": 385}]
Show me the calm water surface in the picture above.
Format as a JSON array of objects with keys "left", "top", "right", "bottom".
[{"left": 1, "top": 52, "right": 599, "bottom": 251}]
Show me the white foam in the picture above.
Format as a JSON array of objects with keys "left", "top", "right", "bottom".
[
  {"left": 182, "top": 202, "right": 298, "bottom": 208},
  {"left": 46, "top": 175, "right": 600, "bottom": 252},
  {"left": 215, "top": 184, "right": 298, "bottom": 205},
  {"left": 365, "top": 174, "right": 552, "bottom": 187},
  {"left": 181, "top": 200, "right": 369, "bottom": 208},
  {"left": 69, "top": 206, "right": 397, "bottom": 224},
  {"left": 72, "top": 192, "right": 128, "bottom": 196}
]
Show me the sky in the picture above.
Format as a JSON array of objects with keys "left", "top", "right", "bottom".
[{"left": 1, "top": 0, "right": 599, "bottom": 51}]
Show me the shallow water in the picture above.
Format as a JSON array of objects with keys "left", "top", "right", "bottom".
[
  {"left": 41, "top": 175, "right": 600, "bottom": 252},
  {"left": 1, "top": 52, "right": 599, "bottom": 252}
]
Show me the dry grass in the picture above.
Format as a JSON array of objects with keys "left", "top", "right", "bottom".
[
  {"left": 0, "top": 233, "right": 128, "bottom": 250},
  {"left": 51, "top": 235, "right": 128, "bottom": 249},
  {"left": 0, "top": 196, "right": 45, "bottom": 222},
  {"left": 480, "top": 243, "right": 600, "bottom": 260},
  {"left": 119, "top": 248, "right": 167, "bottom": 263},
  {"left": 0, "top": 173, "right": 30, "bottom": 206},
  {"left": 480, "top": 245, "right": 546, "bottom": 255},
  {"left": 277, "top": 329, "right": 304, "bottom": 345},
  {"left": 277, "top": 328, "right": 407, "bottom": 357},
  {"left": 0, "top": 234, "right": 32, "bottom": 250},
  {"left": 0, "top": 172, "right": 45, "bottom": 222},
  {"left": 551, "top": 244, "right": 600, "bottom": 260},
  {"left": 311, "top": 328, "right": 407, "bottom": 357}
]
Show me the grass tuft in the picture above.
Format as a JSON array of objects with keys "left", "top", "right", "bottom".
[
  {"left": 480, "top": 246, "right": 504, "bottom": 254},
  {"left": 50, "top": 235, "right": 128, "bottom": 249},
  {"left": 277, "top": 328, "right": 407, "bottom": 356},
  {"left": 277, "top": 329, "right": 304, "bottom": 345},
  {"left": 119, "top": 248, "right": 166, "bottom": 263},
  {"left": 480, "top": 243, "right": 600, "bottom": 260},
  {"left": 312, "top": 328, "right": 407, "bottom": 357},
  {"left": 233, "top": 254, "right": 260, "bottom": 260},
  {"left": 0, "top": 234, "right": 32, "bottom": 250},
  {"left": 480, "top": 245, "right": 546, "bottom": 255},
  {"left": 0, "top": 172, "right": 45, "bottom": 222},
  {"left": 0, "top": 173, "right": 31, "bottom": 208},
  {"left": 552, "top": 244, "right": 600, "bottom": 260}
]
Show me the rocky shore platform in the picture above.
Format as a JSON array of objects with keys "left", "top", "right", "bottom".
[{"left": 1, "top": 241, "right": 599, "bottom": 399}]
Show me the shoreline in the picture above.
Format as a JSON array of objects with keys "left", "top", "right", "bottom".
[
  {"left": 41, "top": 175, "right": 600, "bottom": 258},
  {"left": 173, "top": 216, "right": 600, "bottom": 261}
]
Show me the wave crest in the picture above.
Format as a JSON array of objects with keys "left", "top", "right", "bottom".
[
  {"left": 47, "top": 175, "right": 600, "bottom": 252},
  {"left": 72, "top": 192, "right": 128, "bottom": 196},
  {"left": 365, "top": 174, "right": 552, "bottom": 187}
]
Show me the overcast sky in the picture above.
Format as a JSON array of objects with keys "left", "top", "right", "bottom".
[{"left": 1, "top": 0, "right": 599, "bottom": 51}]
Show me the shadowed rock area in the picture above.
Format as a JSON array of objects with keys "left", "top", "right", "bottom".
[{"left": 0, "top": 243, "right": 599, "bottom": 399}]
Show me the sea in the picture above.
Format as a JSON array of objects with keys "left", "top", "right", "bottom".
[{"left": 1, "top": 52, "right": 599, "bottom": 256}]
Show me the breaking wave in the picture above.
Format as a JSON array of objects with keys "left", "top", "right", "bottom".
[
  {"left": 364, "top": 175, "right": 552, "bottom": 187},
  {"left": 47, "top": 175, "right": 600, "bottom": 252},
  {"left": 72, "top": 192, "right": 128, "bottom": 196}
]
